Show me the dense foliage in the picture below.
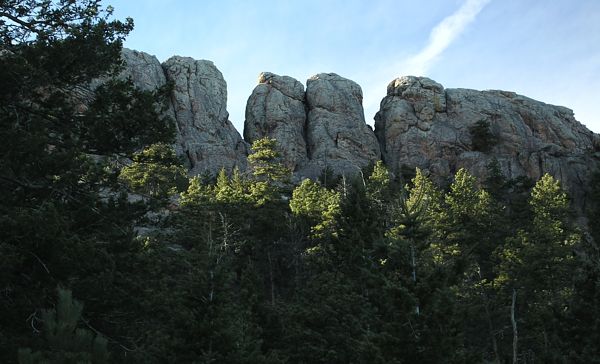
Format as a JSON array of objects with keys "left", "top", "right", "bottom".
[
  {"left": 470, "top": 120, "right": 498, "bottom": 153},
  {"left": 2, "top": 1, "right": 600, "bottom": 363}
]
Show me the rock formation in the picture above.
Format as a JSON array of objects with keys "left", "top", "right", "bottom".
[
  {"left": 244, "top": 72, "right": 381, "bottom": 178},
  {"left": 120, "top": 49, "right": 169, "bottom": 93},
  {"left": 117, "top": 49, "right": 599, "bottom": 206},
  {"left": 375, "top": 76, "right": 599, "bottom": 206},
  {"left": 117, "top": 49, "right": 247, "bottom": 175},
  {"left": 162, "top": 56, "right": 247, "bottom": 175},
  {"left": 302, "top": 73, "right": 381, "bottom": 177},
  {"left": 244, "top": 72, "right": 307, "bottom": 171}
]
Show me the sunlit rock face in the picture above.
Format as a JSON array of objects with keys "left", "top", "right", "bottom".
[
  {"left": 120, "top": 49, "right": 247, "bottom": 176},
  {"left": 244, "top": 72, "right": 308, "bottom": 172},
  {"left": 243, "top": 72, "right": 381, "bottom": 178},
  {"left": 375, "top": 76, "right": 599, "bottom": 207},
  {"left": 162, "top": 56, "right": 247, "bottom": 175},
  {"left": 300, "top": 73, "right": 381, "bottom": 178},
  {"left": 120, "top": 49, "right": 169, "bottom": 93}
]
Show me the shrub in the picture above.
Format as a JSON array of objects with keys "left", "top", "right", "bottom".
[{"left": 469, "top": 120, "right": 498, "bottom": 153}]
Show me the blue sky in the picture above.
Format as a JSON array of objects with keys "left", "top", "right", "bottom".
[{"left": 108, "top": 0, "right": 600, "bottom": 133}]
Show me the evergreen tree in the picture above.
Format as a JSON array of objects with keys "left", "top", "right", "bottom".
[
  {"left": 18, "top": 288, "right": 109, "bottom": 364},
  {"left": 495, "top": 174, "right": 579, "bottom": 362},
  {"left": 290, "top": 178, "right": 340, "bottom": 238},
  {"left": 565, "top": 241, "right": 600, "bottom": 362},
  {"left": 318, "top": 166, "right": 341, "bottom": 189},
  {"left": 443, "top": 168, "right": 496, "bottom": 273},
  {"left": 366, "top": 160, "right": 392, "bottom": 206},
  {"left": 3, "top": 4, "right": 596, "bottom": 358},
  {"left": 1, "top": 1, "right": 174, "bottom": 360},
  {"left": 587, "top": 170, "right": 600, "bottom": 243},
  {"left": 469, "top": 120, "right": 498, "bottom": 153},
  {"left": 119, "top": 143, "right": 187, "bottom": 200},
  {"left": 247, "top": 137, "right": 291, "bottom": 205},
  {"left": 385, "top": 169, "right": 471, "bottom": 362},
  {"left": 563, "top": 169, "right": 600, "bottom": 361},
  {"left": 484, "top": 158, "right": 507, "bottom": 200}
]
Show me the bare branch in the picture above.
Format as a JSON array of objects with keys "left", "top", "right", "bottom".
[
  {"left": 26, "top": 311, "right": 41, "bottom": 333},
  {"left": 81, "top": 317, "right": 137, "bottom": 352},
  {"left": 28, "top": 251, "right": 50, "bottom": 274}
]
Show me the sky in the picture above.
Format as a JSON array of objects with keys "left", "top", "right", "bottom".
[{"left": 108, "top": 0, "right": 600, "bottom": 133}]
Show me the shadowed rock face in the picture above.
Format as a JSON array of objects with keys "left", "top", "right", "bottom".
[
  {"left": 244, "top": 72, "right": 307, "bottom": 172},
  {"left": 375, "top": 76, "right": 599, "bottom": 207}
]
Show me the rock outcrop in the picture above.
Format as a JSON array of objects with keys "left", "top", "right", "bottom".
[
  {"left": 244, "top": 72, "right": 381, "bottom": 178},
  {"left": 117, "top": 49, "right": 599, "bottom": 206},
  {"left": 120, "top": 49, "right": 169, "bottom": 93},
  {"left": 302, "top": 73, "right": 381, "bottom": 177},
  {"left": 375, "top": 76, "right": 599, "bottom": 205},
  {"left": 113, "top": 49, "right": 248, "bottom": 176},
  {"left": 244, "top": 72, "right": 307, "bottom": 171},
  {"left": 162, "top": 56, "right": 247, "bottom": 175}
]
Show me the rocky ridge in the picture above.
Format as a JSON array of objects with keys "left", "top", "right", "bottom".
[
  {"left": 162, "top": 56, "right": 247, "bottom": 175},
  {"left": 375, "top": 76, "right": 599, "bottom": 206},
  {"left": 119, "top": 49, "right": 599, "bottom": 204}
]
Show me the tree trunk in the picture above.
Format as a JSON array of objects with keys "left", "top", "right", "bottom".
[
  {"left": 478, "top": 267, "right": 499, "bottom": 362},
  {"left": 411, "top": 243, "right": 420, "bottom": 315},
  {"left": 512, "top": 288, "right": 518, "bottom": 364},
  {"left": 268, "top": 251, "right": 275, "bottom": 305}
]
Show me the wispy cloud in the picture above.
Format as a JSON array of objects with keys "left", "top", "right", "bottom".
[
  {"left": 360, "top": 0, "right": 491, "bottom": 124},
  {"left": 403, "top": 0, "right": 491, "bottom": 75}
]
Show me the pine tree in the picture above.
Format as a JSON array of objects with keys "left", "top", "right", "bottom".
[
  {"left": 563, "top": 169, "right": 600, "bottom": 361},
  {"left": 248, "top": 137, "right": 290, "bottom": 183},
  {"left": 366, "top": 160, "right": 392, "bottom": 205},
  {"left": 290, "top": 178, "right": 340, "bottom": 238},
  {"left": 119, "top": 143, "right": 187, "bottom": 200},
  {"left": 386, "top": 169, "right": 442, "bottom": 314},
  {"left": 588, "top": 170, "right": 600, "bottom": 243},
  {"left": 495, "top": 174, "right": 579, "bottom": 362},
  {"left": 246, "top": 137, "right": 291, "bottom": 206},
  {"left": 1, "top": 1, "right": 175, "bottom": 359},
  {"left": 443, "top": 168, "right": 496, "bottom": 272},
  {"left": 18, "top": 288, "right": 109, "bottom": 364}
]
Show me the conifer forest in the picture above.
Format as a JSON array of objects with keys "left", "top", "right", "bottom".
[{"left": 1, "top": 1, "right": 600, "bottom": 363}]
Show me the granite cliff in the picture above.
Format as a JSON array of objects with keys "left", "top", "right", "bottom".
[
  {"left": 121, "top": 49, "right": 247, "bottom": 176},
  {"left": 119, "top": 49, "right": 599, "bottom": 204},
  {"left": 244, "top": 72, "right": 380, "bottom": 178},
  {"left": 375, "top": 76, "right": 599, "bottom": 207}
]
